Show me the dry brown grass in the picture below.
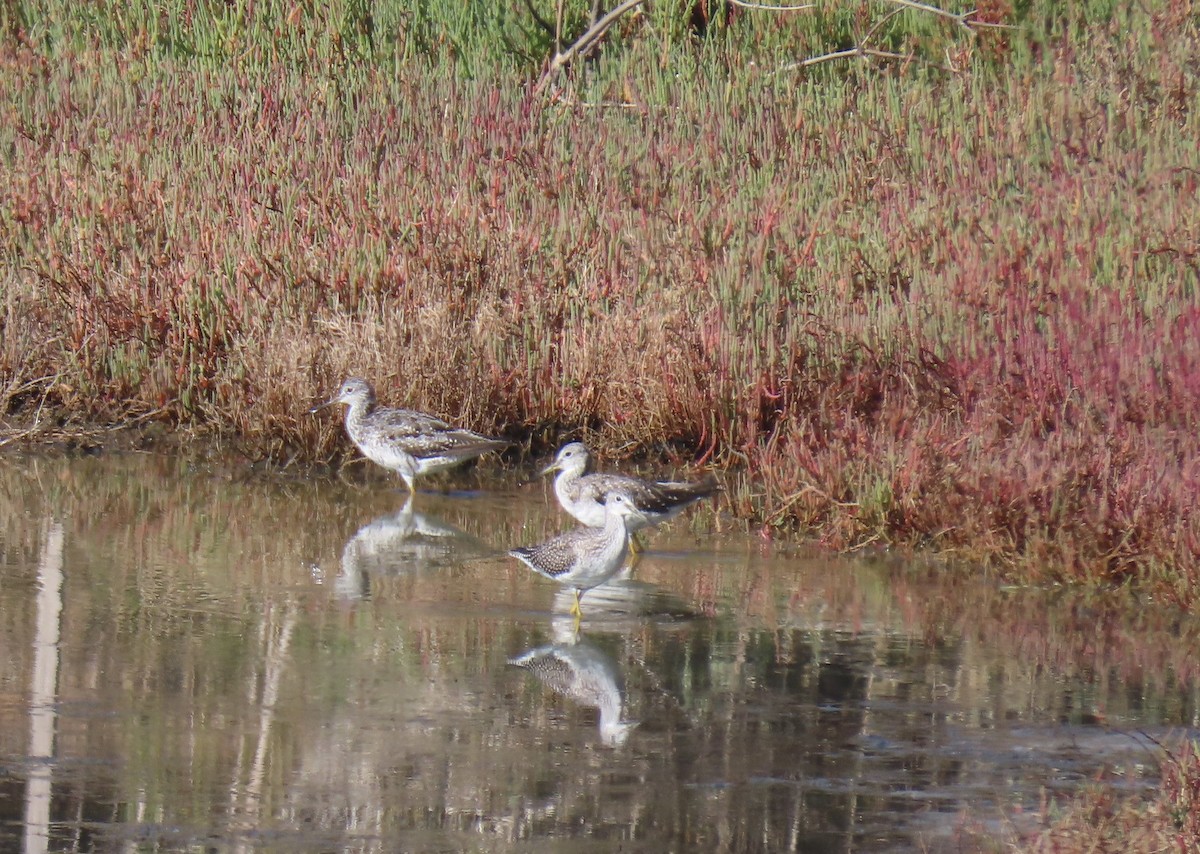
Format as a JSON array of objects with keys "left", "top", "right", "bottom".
[{"left": 1021, "top": 740, "right": 1200, "bottom": 852}]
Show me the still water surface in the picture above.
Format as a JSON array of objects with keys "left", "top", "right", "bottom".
[{"left": 0, "top": 453, "right": 1196, "bottom": 852}]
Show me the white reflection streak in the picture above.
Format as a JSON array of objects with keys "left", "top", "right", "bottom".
[
  {"left": 230, "top": 604, "right": 297, "bottom": 851},
  {"left": 25, "top": 521, "right": 65, "bottom": 854}
]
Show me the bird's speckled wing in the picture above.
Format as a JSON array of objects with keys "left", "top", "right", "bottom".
[
  {"left": 639, "top": 477, "right": 721, "bottom": 512},
  {"left": 571, "top": 473, "right": 646, "bottom": 505},
  {"left": 370, "top": 407, "right": 453, "bottom": 435},
  {"left": 579, "top": 473, "right": 719, "bottom": 514},
  {"left": 364, "top": 409, "right": 504, "bottom": 458},
  {"left": 509, "top": 529, "right": 593, "bottom": 578},
  {"left": 400, "top": 429, "right": 506, "bottom": 459},
  {"left": 509, "top": 648, "right": 576, "bottom": 693}
]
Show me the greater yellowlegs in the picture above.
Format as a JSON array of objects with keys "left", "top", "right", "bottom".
[
  {"left": 541, "top": 442, "right": 720, "bottom": 532},
  {"left": 311, "top": 377, "right": 507, "bottom": 492},
  {"left": 509, "top": 492, "right": 646, "bottom": 618},
  {"left": 509, "top": 632, "right": 637, "bottom": 746}
]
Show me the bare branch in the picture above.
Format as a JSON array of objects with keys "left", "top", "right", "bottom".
[
  {"left": 781, "top": 0, "right": 989, "bottom": 76},
  {"left": 555, "top": 0, "right": 564, "bottom": 55},
  {"left": 861, "top": 6, "right": 908, "bottom": 45},
  {"left": 777, "top": 45, "right": 954, "bottom": 74},
  {"left": 781, "top": 46, "right": 862, "bottom": 71},
  {"left": 522, "top": 0, "right": 555, "bottom": 37},
  {"left": 884, "top": 0, "right": 978, "bottom": 34},
  {"left": 535, "top": 0, "right": 646, "bottom": 96},
  {"left": 884, "top": 0, "right": 1019, "bottom": 32},
  {"left": 727, "top": 0, "right": 814, "bottom": 11}
]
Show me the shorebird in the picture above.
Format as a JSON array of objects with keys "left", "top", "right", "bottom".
[
  {"left": 311, "top": 377, "right": 507, "bottom": 492},
  {"left": 541, "top": 442, "right": 719, "bottom": 536},
  {"left": 509, "top": 492, "right": 646, "bottom": 618}
]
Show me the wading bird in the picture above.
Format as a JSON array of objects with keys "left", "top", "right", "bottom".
[
  {"left": 509, "top": 492, "right": 646, "bottom": 618},
  {"left": 311, "top": 377, "right": 506, "bottom": 492},
  {"left": 541, "top": 442, "right": 719, "bottom": 548}
]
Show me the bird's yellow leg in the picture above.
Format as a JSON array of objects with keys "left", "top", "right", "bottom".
[
  {"left": 570, "top": 589, "right": 582, "bottom": 619},
  {"left": 630, "top": 533, "right": 647, "bottom": 555}
]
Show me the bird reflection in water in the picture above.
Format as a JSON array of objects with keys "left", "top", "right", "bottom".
[
  {"left": 334, "top": 494, "right": 489, "bottom": 600},
  {"left": 510, "top": 578, "right": 698, "bottom": 746},
  {"left": 549, "top": 575, "right": 696, "bottom": 626},
  {"left": 510, "top": 620, "right": 638, "bottom": 747}
]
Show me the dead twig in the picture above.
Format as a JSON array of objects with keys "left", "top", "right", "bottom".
[
  {"left": 777, "top": 46, "right": 952, "bottom": 74},
  {"left": 884, "top": 0, "right": 1015, "bottom": 31},
  {"left": 535, "top": 0, "right": 645, "bottom": 96},
  {"left": 0, "top": 372, "right": 62, "bottom": 448},
  {"left": 884, "top": 0, "right": 978, "bottom": 34},
  {"left": 780, "top": 0, "right": 1011, "bottom": 75},
  {"left": 769, "top": 482, "right": 860, "bottom": 525},
  {"left": 727, "top": 0, "right": 814, "bottom": 10},
  {"left": 522, "top": 0, "right": 555, "bottom": 38}
]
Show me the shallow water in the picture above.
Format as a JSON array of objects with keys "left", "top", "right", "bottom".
[{"left": 0, "top": 453, "right": 1195, "bottom": 853}]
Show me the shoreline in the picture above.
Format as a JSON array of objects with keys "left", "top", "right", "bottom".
[{"left": 3, "top": 7, "right": 1198, "bottom": 605}]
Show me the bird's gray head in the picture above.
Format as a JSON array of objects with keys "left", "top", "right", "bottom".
[
  {"left": 311, "top": 376, "right": 375, "bottom": 413},
  {"left": 540, "top": 441, "right": 590, "bottom": 477},
  {"left": 604, "top": 492, "right": 646, "bottom": 526}
]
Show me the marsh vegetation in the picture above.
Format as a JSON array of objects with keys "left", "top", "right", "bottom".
[{"left": 0, "top": 0, "right": 1197, "bottom": 672}]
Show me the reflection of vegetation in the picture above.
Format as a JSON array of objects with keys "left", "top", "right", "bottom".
[{"left": 0, "top": 457, "right": 1197, "bottom": 848}]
